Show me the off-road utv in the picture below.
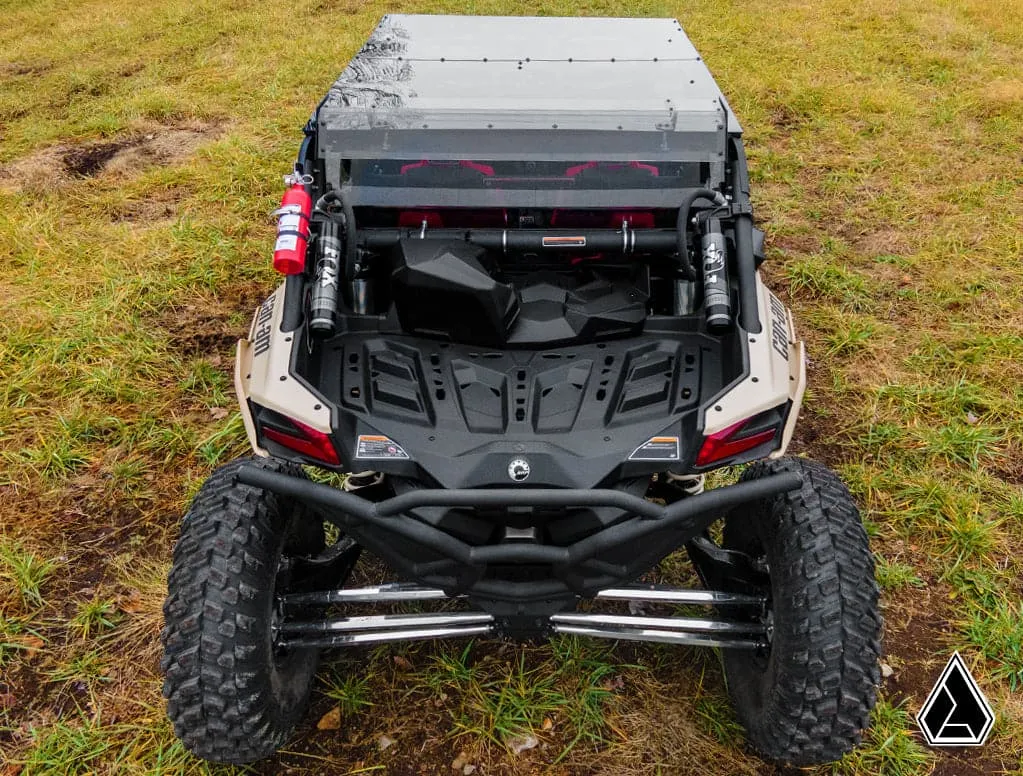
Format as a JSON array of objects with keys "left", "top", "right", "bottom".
[{"left": 162, "top": 15, "right": 881, "bottom": 766}]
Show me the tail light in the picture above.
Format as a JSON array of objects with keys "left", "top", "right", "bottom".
[
  {"left": 695, "top": 409, "right": 783, "bottom": 468},
  {"left": 260, "top": 414, "right": 340, "bottom": 466}
]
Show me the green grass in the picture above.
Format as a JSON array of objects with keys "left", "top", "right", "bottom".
[
  {"left": 690, "top": 663, "right": 745, "bottom": 746},
  {"left": 47, "top": 648, "right": 113, "bottom": 687},
  {"left": 322, "top": 670, "right": 375, "bottom": 717},
  {"left": 0, "top": 538, "right": 60, "bottom": 610},
  {"left": 786, "top": 255, "right": 872, "bottom": 312},
  {"left": 824, "top": 316, "right": 880, "bottom": 357},
  {"left": 0, "top": 613, "right": 45, "bottom": 666},
  {"left": 8, "top": 415, "right": 94, "bottom": 480},
  {"left": 395, "top": 637, "right": 631, "bottom": 761},
  {"left": 178, "top": 359, "right": 231, "bottom": 407},
  {"left": 19, "top": 714, "right": 216, "bottom": 776},
  {"left": 196, "top": 412, "right": 248, "bottom": 467},
  {"left": 2, "top": 0, "right": 1022, "bottom": 772},
  {"left": 833, "top": 700, "right": 933, "bottom": 776},
  {"left": 22, "top": 717, "right": 117, "bottom": 776},
  {"left": 874, "top": 556, "right": 926, "bottom": 590},
  {"left": 68, "top": 596, "right": 121, "bottom": 640},
  {"left": 454, "top": 652, "right": 572, "bottom": 747},
  {"left": 964, "top": 600, "right": 1023, "bottom": 691}
]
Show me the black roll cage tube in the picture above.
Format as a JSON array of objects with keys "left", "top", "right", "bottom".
[
  {"left": 350, "top": 181, "right": 761, "bottom": 332},
  {"left": 295, "top": 115, "right": 763, "bottom": 335},
  {"left": 728, "top": 137, "right": 762, "bottom": 333}
]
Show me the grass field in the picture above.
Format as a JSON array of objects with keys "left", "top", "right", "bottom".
[{"left": 1, "top": 0, "right": 1022, "bottom": 773}]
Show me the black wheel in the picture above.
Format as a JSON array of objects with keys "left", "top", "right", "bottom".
[
  {"left": 161, "top": 457, "right": 329, "bottom": 764},
  {"left": 721, "top": 457, "right": 882, "bottom": 766}
]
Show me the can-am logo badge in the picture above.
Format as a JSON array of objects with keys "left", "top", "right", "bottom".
[
  {"left": 917, "top": 652, "right": 994, "bottom": 747},
  {"left": 508, "top": 458, "right": 531, "bottom": 482}
]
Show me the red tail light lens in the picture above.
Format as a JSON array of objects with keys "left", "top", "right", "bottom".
[
  {"left": 262, "top": 419, "right": 340, "bottom": 466},
  {"left": 695, "top": 418, "right": 778, "bottom": 468}
]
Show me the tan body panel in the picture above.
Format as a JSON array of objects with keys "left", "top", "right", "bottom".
[
  {"left": 235, "top": 284, "right": 332, "bottom": 456},
  {"left": 701, "top": 272, "right": 806, "bottom": 458}
]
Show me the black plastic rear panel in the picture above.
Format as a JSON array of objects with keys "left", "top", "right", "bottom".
[{"left": 296, "top": 328, "right": 733, "bottom": 489}]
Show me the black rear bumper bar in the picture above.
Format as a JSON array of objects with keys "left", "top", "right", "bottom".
[{"left": 238, "top": 464, "right": 800, "bottom": 601}]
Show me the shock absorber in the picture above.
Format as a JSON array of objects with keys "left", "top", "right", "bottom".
[
  {"left": 309, "top": 218, "right": 342, "bottom": 337},
  {"left": 699, "top": 215, "right": 733, "bottom": 333}
]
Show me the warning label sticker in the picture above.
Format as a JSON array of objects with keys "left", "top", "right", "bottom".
[
  {"left": 629, "top": 436, "right": 680, "bottom": 461},
  {"left": 274, "top": 234, "right": 298, "bottom": 252},
  {"left": 542, "top": 235, "right": 586, "bottom": 247},
  {"left": 356, "top": 434, "right": 410, "bottom": 460},
  {"left": 277, "top": 213, "right": 302, "bottom": 232}
]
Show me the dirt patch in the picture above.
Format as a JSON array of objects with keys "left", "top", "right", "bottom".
[
  {"left": 158, "top": 282, "right": 267, "bottom": 359},
  {"left": 0, "top": 470, "right": 176, "bottom": 744},
  {"left": 105, "top": 123, "right": 223, "bottom": 176},
  {"left": 767, "top": 103, "right": 809, "bottom": 131},
  {"left": 63, "top": 140, "right": 136, "bottom": 177},
  {"left": 854, "top": 227, "right": 914, "bottom": 259},
  {"left": 117, "top": 61, "right": 146, "bottom": 79},
  {"left": 110, "top": 185, "right": 193, "bottom": 225},
  {"left": 0, "top": 145, "right": 64, "bottom": 193},
  {"left": 785, "top": 392, "right": 850, "bottom": 468},
  {"left": 65, "top": 123, "right": 223, "bottom": 179},
  {"left": 0, "top": 60, "right": 53, "bottom": 77},
  {"left": 989, "top": 440, "right": 1023, "bottom": 485},
  {"left": 769, "top": 231, "right": 822, "bottom": 257},
  {"left": 311, "top": 0, "right": 364, "bottom": 13},
  {"left": 882, "top": 584, "right": 956, "bottom": 706},
  {"left": 978, "top": 79, "right": 1023, "bottom": 117},
  {"left": 0, "top": 120, "right": 224, "bottom": 193},
  {"left": 882, "top": 584, "right": 1012, "bottom": 776}
]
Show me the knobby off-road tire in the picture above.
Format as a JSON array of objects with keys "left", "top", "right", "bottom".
[
  {"left": 161, "top": 457, "right": 322, "bottom": 764},
  {"left": 722, "top": 457, "right": 882, "bottom": 766}
]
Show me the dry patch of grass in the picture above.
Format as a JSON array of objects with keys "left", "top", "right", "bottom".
[{"left": 0, "top": 121, "right": 224, "bottom": 195}]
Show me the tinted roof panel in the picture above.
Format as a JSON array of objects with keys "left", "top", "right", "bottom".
[{"left": 318, "top": 15, "right": 740, "bottom": 163}]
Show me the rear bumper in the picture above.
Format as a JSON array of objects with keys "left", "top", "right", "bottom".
[{"left": 237, "top": 463, "right": 800, "bottom": 604}]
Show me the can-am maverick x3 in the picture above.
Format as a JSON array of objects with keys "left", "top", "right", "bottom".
[{"left": 162, "top": 15, "right": 881, "bottom": 766}]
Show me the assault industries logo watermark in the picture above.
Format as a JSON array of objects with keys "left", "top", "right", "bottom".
[{"left": 917, "top": 652, "right": 994, "bottom": 747}]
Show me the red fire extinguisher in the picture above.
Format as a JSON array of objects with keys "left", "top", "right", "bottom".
[{"left": 272, "top": 173, "right": 312, "bottom": 275}]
